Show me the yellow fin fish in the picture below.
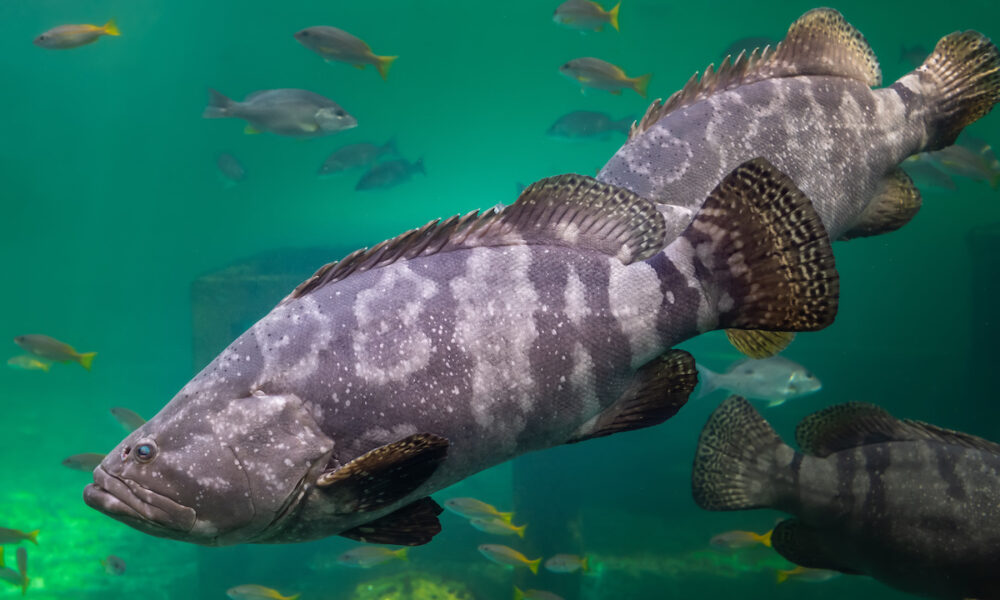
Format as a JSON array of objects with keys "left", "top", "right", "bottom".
[
  {"left": 14, "top": 335, "right": 96, "bottom": 370},
  {"left": 34, "top": 19, "right": 119, "bottom": 49},
  {"left": 709, "top": 529, "right": 773, "bottom": 549},
  {"left": 226, "top": 584, "right": 300, "bottom": 600},
  {"left": 444, "top": 497, "right": 514, "bottom": 522},
  {"left": 478, "top": 544, "right": 541, "bottom": 574}
]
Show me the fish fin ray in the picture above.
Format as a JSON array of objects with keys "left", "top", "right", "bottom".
[
  {"left": 608, "top": 2, "right": 620, "bottom": 31},
  {"left": 103, "top": 19, "right": 120, "bottom": 36},
  {"left": 338, "top": 497, "right": 443, "bottom": 546},
  {"left": 683, "top": 158, "right": 839, "bottom": 333},
  {"left": 568, "top": 350, "right": 697, "bottom": 443},
  {"left": 839, "top": 168, "right": 922, "bottom": 240},
  {"left": 285, "top": 174, "right": 666, "bottom": 302},
  {"left": 376, "top": 55, "right": 398, "bottom": 80},
  {"left": 629, "top": 8, "right": 878, "bottom": 141},
  {"left": 725, "top": 330, "right": 795, "bottom": 359},
  {"left": 771, "top": 519, "right": 863, "bottom": 573},
  {"left": 631, "top": 73, "right": 652, "bottom": 98},
  {"left": 317, "top": 433, "right": 449, "bottom": 512},
  {"left": 203, "top": 89, "right": 234, "bottom": 119},
  {"left": 692, "top": 396, "right": 789, "bottom": 510}
]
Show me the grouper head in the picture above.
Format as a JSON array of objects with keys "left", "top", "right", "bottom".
[{"left": 83, "top": 390, "right": 334, "bottom": 546}]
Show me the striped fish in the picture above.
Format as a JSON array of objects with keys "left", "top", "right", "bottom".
[{"left": 692, "top": 397, "right": 1000, "bottom": 599}]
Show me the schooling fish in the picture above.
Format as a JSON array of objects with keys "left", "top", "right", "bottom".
[
  {"left": 479, "top": 545, "right": 541, "bottom": 574},
  {"left": 444, "top": 498, "right": 514, "bottom": 522},
  {"left": 544, "top": 554, "right": 588, "bottom": 573},
  {"left": 34, "top": 20, "right": 119, "bottom": 49},
  {"left": 6, "top": 356, "right": 51, "bottom": 372},
  {"left": 203, "top": 89, "right": 357, "bottom": 138},
  {"left": 546, "top": 111, "right": 633, "bottom": 141},
  {"left": 14, "top": 335, "right": 95, "bottom": 370},
  {"left": 695, "top": 356, "right": 821, "bottom": 407},
  {"left": 0, "top": 529, "right": 38, "bottom": 546},
  {"left": 709, "top": 529, "right": 773, "bottom": 550},
  {"left": 294, "top": 27, "right": 398, "bottom": 80},
  {"left": 227, "top": 585, "right": 300, "bottom": 600},
  {"left": 552, "top": 0, "right": 620, "bottom": 33},
  {"left": 925, "top": 135, "right": 1000, "bottom": 188},
  {"left": 514, "top": 588, "right": 564, "bottom": 600},
  {"left": 470, "top": 518, "right": 526, "bottom": 538},
  {"left": 776, "top": 566, "right": 840, "bottom": 583},
  {"left": 318, "top": 140, "right": 398, "bottom": 177},
  {"left": 901, "top": 157, "right": 957, "bottom": 191},
  {"left": 692, "top": 397, "right": 1000, "bottom": 599},
  {"left": 83, "top": 155, "right": 838, "bottom": 547},
  {"left": 559, "top": 57, "right": 651, "bottom": 97},
  {"left": 217, "top": 153, "right": 246, "bottom": 186},
  {"left": 337, "top": 546, "right": 407, "bottom": 568},
  {"left": 355, "top": 157, "right": 424, "bottom": 190},
  {"left": 110, "top": 407, "right": 146, "bottom": 433},
  {"left": 62, "top": 453, "right": 106, "bottom": 472}
]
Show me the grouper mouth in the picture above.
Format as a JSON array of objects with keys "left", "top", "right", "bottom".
[{"left": 84, "top": 467, "right": 197, "bottom": 540}]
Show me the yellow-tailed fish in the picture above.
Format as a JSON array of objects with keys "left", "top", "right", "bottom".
[
  {"left": 110, "top": 407, "right": 146, "bottom": 432},
  {"left": 558, "top": 57, "right": 650, "bottom": 97},
  {"left": 553, "top": 0, "right": 620, "bottom": 32},
  {"left": 0, "top": 529, "right": 38, "bottom": 546},
  {"left": 478, "top": 544, "right": 540, "bottom": 574},
  {"left": 336, "top": 546, "right": 407, "bottom": 568},
  {"left": 226, "top": 584, "right": 300, "bottom": 600},
  {"left": 6, "top": 356, "right": 51, "bottom": 372},
  {"left": 709, "top": 529, "right": 773, "bottom": 550},
  {"left": 444, "top": 497, "right": 514, "bottom": 522},
  {"left": 470, "top": 517, "right": 526, "bottom": 538},
  {"left": 34, "top": 20, "right": 119, "bottom": 49},
  {"left": 543, "top": 553, "right": 589, "bottom": 573},
  {"left": 14, "top": 335, "right": 95, "bottom": 370},
  {"left": 294, "top": 27, "right": 397, "bottom": 80},
  {"left": 514, "top": 588, "right": 564, "bottom": 600},
  {"left": 776, "top": 566, "right": 841, "bottom": 583}
]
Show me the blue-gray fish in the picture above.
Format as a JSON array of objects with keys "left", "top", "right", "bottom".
[
  {"left": 336, "top": 545, "right": 407, "bottom": 567},
  {"left": 692, "top": 397, "right": 1000, "bottom": 599},
  {"left": 83, "top": 155, "right": 839, "bottom": 546},
  {"left": 355, "top": 157, "right": 424, "bottom": 190},
  {"left": 203, "top": 89, "right": 357, "bottom": 138},
  {"left": 294, "top": 27, "right": 398, "bottom": 80},
  {"left": 318, "top": 140, "right": 398, "bottom": 177},
  {"left": 217, "top": 153, "right": 246, "bottom": 186},
  {"left": 15, "top": 334, "right": 95, "bottom": 370},
  {"left": 552, "top": 0, "right": 620, "bottom": 33},
  {"left": 925, "top": 135, "right": 1000, "bottom": 188},
  {"left": 546, "top": 111, "right": 633, "bottom": 141},
  {"left": 62, "top": 453, "right": 106, "bottom": 472},
  {"left": 559, "top": 57, "right": 651, "bottom": 97},
  {"left": 34, "top": 20, "right": 119, "bottom": 49},
  {"left": 696, "top": 356, "right": 821, "bottom": 407}
]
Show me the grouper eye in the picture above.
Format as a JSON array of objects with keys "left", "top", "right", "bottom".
[{"left": 134, "top": 441, "right": 158, "bottom": 463}]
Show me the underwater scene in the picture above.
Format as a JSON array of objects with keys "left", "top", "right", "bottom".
[{"left": 2, "top": 0, "right": 1000, "bottom": 598}]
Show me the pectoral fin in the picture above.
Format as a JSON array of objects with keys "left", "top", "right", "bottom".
[
  {"left": 725, "top": 330, "right": 795, "bottom": 359},
  {"left": 317, "top": 433, "right": 449, "bottom": 513},
  {"left": 340, "top": 497, "right": 443, "bottom": 546}
]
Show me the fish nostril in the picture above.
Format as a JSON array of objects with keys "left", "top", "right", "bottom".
[{"left": 121, "top": 446, "right": 131, "bottom": 461}]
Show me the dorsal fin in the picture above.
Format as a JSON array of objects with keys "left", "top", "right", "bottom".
[
  {"left": 285, "top": 174, "right": 666, "bottom": 302},
  {"left": 629, "top": 8, "right": 881, "bottom": 141},
  {"left": 796, "top": 402, "right": 1000, "bottom": 457}
]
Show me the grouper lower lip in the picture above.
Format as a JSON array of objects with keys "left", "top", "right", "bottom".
[{"left": 84, "top": 467, "right": 197, "bottom": 536}]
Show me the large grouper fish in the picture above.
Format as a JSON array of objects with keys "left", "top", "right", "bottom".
[{"left": 84, "top": 8, "right": 999, "bottom": 546}]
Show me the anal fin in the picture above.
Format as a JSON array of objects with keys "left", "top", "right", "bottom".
[
  {"left": 725, "top": 330, "right": 795, "bottom": 359},
  {"left": 568, "top": 349, "right": 697, "bottom": 443},
  {"left": 317, "top": 433, "right": 449, "bottom": 513},
  {"left": 339, "top": 497, "right": 443, "bottom": 546},
  {"left": 839, "top": 168, "right": 922, "bottom": 240},
  {"left": 771, "top": 519, "right": 863, "bottom": 574}
]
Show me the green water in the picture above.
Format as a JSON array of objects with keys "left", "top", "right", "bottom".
[{"left": 2, "top": 0, "right": 998, "bottom": 598}]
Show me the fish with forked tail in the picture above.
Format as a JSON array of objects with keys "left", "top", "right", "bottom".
[
  {"left": 83, "top": 154, "right": 839, "bottom": 547},
  {"left": 692, "top": 396, "right": 1000, "bottom": 599}
]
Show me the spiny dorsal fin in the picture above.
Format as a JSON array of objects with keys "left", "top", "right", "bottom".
[
  {"left": 629, "top": 8, "right": 880, "bottom": 141},
  {"left": 683, "top": 158, "right": 839, "bottom": 333},
  {"left": 285, "top": 175, "right": 666, "bottom": 302},
  {"left": 839, "top": 168, "right": 921, "bottom": 240},
  {"left": 339, "top": 497, "right": 443, "bottom": 546},
  {"left": 567, "top": 349, "right": 697, "bottom": 443},
  {"left": 725, "top": 330, "right": 795, "bottom": 359},
  {"left": 795, "top": 402, "right": 1000, "bottom": 457}
]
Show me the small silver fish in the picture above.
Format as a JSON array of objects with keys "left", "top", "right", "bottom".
[
  {"left": 336, "top": 546, "right": 407, "bottom": 568},
  {"left": 14, "top": 335, "right": 96, "bottom": 370},
  {"left": 102, "top": 554, "right": 126, "bottom": 575},
  {"left": 0, "top": 528, "right": 38, "bottom": 546},
  {"left": 34, "top": 20, "right": 119, "bottom": 49},
  {"left": 203, "top": 89, "right": 357, "bottom": 138},
  {"left": 777, "top": 566, "right": 841, "bottom": 583},
  {"left": 110, "top": 407, "right": 146, "bottom": 433},
  {"left": 902, "top": 157, "right": 957, "bottom": 191},
  {"left": 544, "top": 553, "right": 589, "bottom": 573},
  {"left": 709, "top": 529, "right": 772, "bottom": 550},
  {"left": 6, "top": 355, "right": 51, "bottom": 372},
  {"left": 227, "top": 585, "right": 299, "bottom": 600},
  {"left": 546, "top": 111, "right": 632, "bottom": 140},
  {"left": 552, "top": 0, "right": 620, "bottom": 32},
  {"left": 355, "top": 157, "right": 424, "bottom": 191},
  {"left": 926, "top": 136, "right": 1000, "bottom": 188},
  {"left": 478, "top": 544, "right": 540, "bottom": 573},
  {"left": 62, "top": 453, "right": 106, "bottom": 472},
  {"left": 469, "top": 517, "right": 526, "bottom": 537},
  {"left": 294, "top": 27, "right": 398, "bottom": 80},
  {"left": 217, "top": 153, "right": 246, "bottom": 186},
  {"left": 515, "top": 588, "right": 565, "bottom": 600},
  {"left": 558, "top": 57, "right": 650, "bottom": 97},
  {"left": 444, "top": 498, "right": 514, "bottom": 521},
  {"left": 696, "top": 356, "right": 820, "bottom": 407},
  {"left": 318, "top": 140, "right": 398, "bottom": 177}
]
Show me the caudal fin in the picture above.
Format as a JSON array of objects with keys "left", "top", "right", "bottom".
[
  {"left": 911, "top": 31, "right": 1000, "bottom": 150},
  {"left": 376, "top": 55, "right": 398, "bottom": 80},
  {"left": 631, "top": 73, "right": 652, "bottom": 98},
  {"left": 203, "top": 89, "right": 235, "bottom": 119},
  {"left": 607, "top": 2, "right": 620, "bottom": 32},
  {"left": 680, "top": 158, "right": 839, "bottom": 334},
  {"left": 26, "top": 530, "right": 39, "bottom": 545},
  {"left": 102, "top": 19, "right": 120, "bottom": 36},
  {"left": 691, "top": 396, "right": 791, "bottom": 511},
  {"left": 77, "top": 352, "right": 96, "bottom": 371},
  {"left": 527, "top": 557, "right": 540, "bottom": 575},
  {"left": 694, "top": 363, "right": 721, "bottom": 399}
]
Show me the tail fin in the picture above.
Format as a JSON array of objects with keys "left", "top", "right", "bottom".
[
  {"left": 694, "top": 363, "right": 721, "bottom": 399},
  {"left": 78, "top": 353, "right": 96, "bottom": 371},
  {"left": 776, "top": 568, "right": 793, "bottom": 584},
  {"left": 0, "top": 547, "right": 5, "bottom": 568},
  {"left": 580, "top": 555, "right": 590, "bottom": 573},
  {"left": 26, "top": 530, "right": 39, "bottom": 546},
  {"left": 103, "top": 19, "right": 120, "bottom": 36},
  {"left": 912, "top": 31, "right": 1000, "bottom": 150},
  {"left": 760, "top": 529, "right": 774, "bottom": 548},
  {"left": 527, "top": 557, "right": 540, "bottom": 575},
  {"left": 680, "top": 158, "right": 839, "bottom": 334},
  {"left": 513, "top": 587, "right": 525, "bottom": 600},
  {"left": 691, "top": 396, "right": 791, "bottom": 510},
  {"left": 631, "top": 73, "right": 652, "bottom": 98},
  {"left": 515, "top": 524, "right": 526, "bottom": 538},
  {"left": 497, "top": 511, "right": 514, "bottom": 524},
  {"left": 38, "top": 361, "right": 51, "bottom": 372},
  {"left": 376, "top": 55, "right": 399, "bottom": 80},
  {"left": 607, "top": 2, "right": 620, "bottom": 31},
  {"left": 395, "top": 548, "right": 409, "bottom": 561},
  {"left": 203, "top": 89, "right": 235, "bottom": 119}
]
